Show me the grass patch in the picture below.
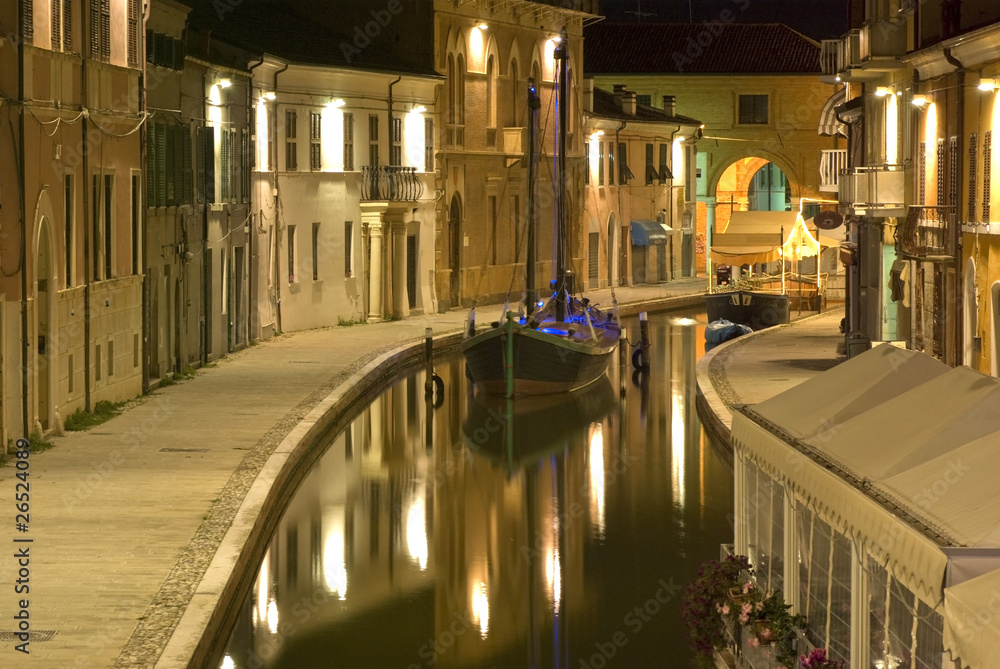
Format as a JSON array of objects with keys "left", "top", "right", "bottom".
[
  {"left": 64, "top": 400, "right": 127, "bottom": 431},
  {"left": 337, "top": 317, "right": 356, "bottom": 327},
  {"left": 158, "top": 375, "right": 177, "bottom": 387}
]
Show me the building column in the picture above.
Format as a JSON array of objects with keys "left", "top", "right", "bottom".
[
  {"left": 389, "top": 214, "right": 409, "bottom": 319},
  {"left": 361, "top": 204, "right": 388, "bottom": 324},
  {"left": 705, "top": 196, "right": 717, "bottom": 290}
]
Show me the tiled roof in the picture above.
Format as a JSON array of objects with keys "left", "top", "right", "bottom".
[
  {"left": 589, "top": 87, "right": 701, "bottom": 126},
  {"left": 182, "top": 0, "right": 437, "bottom": 76},
  {"left": 584, "top": 22, "right": 821, "bottom": 75}
]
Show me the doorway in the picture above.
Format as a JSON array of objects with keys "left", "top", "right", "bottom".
[
  {"left": 36, "top": 221, "right": 54, "bottom": 431},
  {"left": 406, "top": 234, "right": 417, "bottom": 311},
  {"left": 449, "top": 193, "right": 462, "bottom": 308}
]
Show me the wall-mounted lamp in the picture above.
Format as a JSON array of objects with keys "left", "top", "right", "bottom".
[
  {"left": 327, "top": 98, "right": 345, "bottom": 108},
  {"left": 589, "top": 130, "right": 604, "bottom": 140},
  {"left": 219, "top": 79, "right": 232, "bottom": 88},
  {"left": 875, "top": 86, "right": 892, "bottom": 97},
  {"left": 476, "top": 22, "right": 488, "bottom": 30},
  {"left": 979, "top": 78, "right": 998, "bottom": 91},
  {"left": 834, "top": 75, "right": 841, "bottom": 82},
  {"left": 410, "top": 105, "right": 427, "bottom": 114},
  {"left": 911, "top": 95, "right": 928, "bottom": 107}
]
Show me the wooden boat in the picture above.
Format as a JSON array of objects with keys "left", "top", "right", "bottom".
[{"left": 461, "top": 30, "right": 619, "bottom": 397}]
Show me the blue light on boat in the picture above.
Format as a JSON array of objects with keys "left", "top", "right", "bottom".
[{"left": 539, "top": 327, "right": 569, "bottom": 336}]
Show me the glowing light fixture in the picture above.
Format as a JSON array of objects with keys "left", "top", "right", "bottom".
[
  {"left": 476, "top": 22, "right": 488, "bottom": 30},
  {"left": 979, "top": 78, "right": 998, "bottom": 91},
  {"left": 834, "top": 75, "right": 841, "bottom": 82},
  {"left": 911, "top": 95, "right": 928, "bottom": 106},
  {"left": 410, "top": 105, "right": 427, "bottom": 114},
  {"left": 219, "top": 79, "right": 232, "bottom": 88},
  {"left": 263, "top": 91, "right": 276, "bottom": 100},
  {"left": 327, "top": 98, "right": 345, "bottom": 108},
  {"left": 589, "top": 130, "right": 604, "bottom": 140},
  {"left": 875, "top": 86, "right": 892, "bottom": 97}
]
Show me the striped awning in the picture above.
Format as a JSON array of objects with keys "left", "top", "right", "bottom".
[{"left": 818, "top": 87, "right": 847, "bottom": 137}]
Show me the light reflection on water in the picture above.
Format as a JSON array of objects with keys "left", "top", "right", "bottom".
[{"left": 221, "top": 309, "right": 733, "bottom": 669}]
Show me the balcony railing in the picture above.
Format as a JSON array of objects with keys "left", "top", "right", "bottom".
[
  {"left": 838, "top": 164, "right": 907, "bottom": 216},
  {"left": 819, "top": 39, "right": 843, "bottom": 79},
  {"left": 859, "top": 19, "right": 906, "bottom": 63},
  {"left": 819, "top": 150, "right": 847, "bottom": 192},
  {"left": 360, "top": 166, "right": 424, "bottom": 202},
  {"left": 899, "top": 205, "right": 957, "bottom": 259}
]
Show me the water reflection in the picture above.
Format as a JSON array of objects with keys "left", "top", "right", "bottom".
[{"left": 222, "top": 309, "right": 733, "bottom": 669}]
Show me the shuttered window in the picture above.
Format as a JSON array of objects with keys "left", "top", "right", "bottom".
[
  {"left": 310, "top": 112, "right": 322, "bottom": 170},
  {"left": 62, "top": 0, "right": 71, "bottom": 50},
  {"left": 90, "top": 0, "right": 110, "bottom": 61},
  {"left": 127, "top": 0, "right": 140, "bottom": 66},
  {"left": 588, "top": 232, "right": 599, "bottom": 283},
  {"left": 23, "top": 0, "right": 34, "bottom": 40},
  {"left": 220, "top": 129, "right": 230, "bottom": 202},
  {"left": 969, "top": 132, "right": 978, "bottom": 223},
  {"left": 51, "top": 0, "right": 61, "bottom": 49},
  {"left": 343, "top": 113, "right": 354, "bottom": 171},
  {"left": 985, "top": 131, "right": 992, "bottom": 223}
]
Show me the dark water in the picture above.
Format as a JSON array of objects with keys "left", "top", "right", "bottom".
[{"left": 220, "top": 309, "right": 734, "bottom": 669}]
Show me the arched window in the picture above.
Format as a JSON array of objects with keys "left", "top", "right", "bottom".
[
  {"left": 508, "top": 59, "right": 519, "bottom": 128},
  {"left": 487, "top": 55, "right": 497, "bottom": 129},
  {"left": 456, "top": 54, "right": 466, "bottom": 125},
  {"left": 447, "top": 54, "right": 456, "bottom": 124}
]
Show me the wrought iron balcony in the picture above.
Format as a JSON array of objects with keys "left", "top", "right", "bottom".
[
  {"left": 360, "top": 166, "right": 424, "bottom": 202},
  {"left": 899, "top": 205, "right": 957, "bottom": 260},
  {"left": 838, "top": 164, "right": 907, "bottom": 217},
  {"left": 819, "top": 150, "right": 847, "bottom": 192}
]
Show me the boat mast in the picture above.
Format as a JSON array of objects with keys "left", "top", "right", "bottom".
[
  {"left": 526, "top": 79, "right": 541, "bottom": 318},
  {"left": 554, "top": 27, "right": 571, "bottom": 323}
]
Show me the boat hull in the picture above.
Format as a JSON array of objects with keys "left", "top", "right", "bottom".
[
  {"left": 705, "top": 291, "right": 790, "bottom": 330},
  {"left": 461, "top": 317, "right": 618, "bottom": 396}
]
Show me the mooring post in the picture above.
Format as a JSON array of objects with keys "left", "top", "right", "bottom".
[
  {"left": 619, "top": 326, "right": 628, "bottom": 397},
  {"left": 424, "top": 328, "right": 434, "bottom": 396},
  {"left": 638, "top": 311, "right": 650, "bottom": 371}
]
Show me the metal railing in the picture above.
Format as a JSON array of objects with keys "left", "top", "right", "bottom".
[
  {"left": 360, "top": 166, "right": 424, "bottom": 202},
  {"left": 899, "top": 205, "right": 956, "bottom": 259},
  {"left": 819, "top": 150, "right": 847, "bottom": 191}
]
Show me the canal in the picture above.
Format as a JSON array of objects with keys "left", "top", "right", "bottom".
[{"left": 220, "top": 308, "right": 734, "bottom": 669}]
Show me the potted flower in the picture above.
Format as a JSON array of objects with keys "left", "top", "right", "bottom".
[
  {"left": 744, "top": 589, "right": 806, "bottom": 667},
  {"left": 680, "top": 554, "right": 753, "bottom": 664},
  {"left": 800, "top": 648, "right": 845, "bottom": 669}
]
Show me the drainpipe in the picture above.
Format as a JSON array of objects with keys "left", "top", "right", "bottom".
[
  {"left": 17, "top": 0, "right": 29, "bottom": 437},
  {"left": 944, "top": 47, "right": 964, "bottom": 366},
  {"left": 272, "top": 62, "right": 288, "bottom": 335},
  {"left": 140, "top": 6, "right": 150, "bottom": 393},
  {"left": 668, "top": 124, "right": 681, "bottom": 280},
  {"left": 614, "top": 120, "right": 626, "bottom": 287},
  {"left": 247, "top": 56, "right": 264, "bottom": 342}
]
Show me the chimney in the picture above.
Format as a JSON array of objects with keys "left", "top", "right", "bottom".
[
  {"left": 583, "top": 78, "right": 594, "bottom": 113},
  {"left": 613, "top": 84, "right": 626, "bottom": 107},
  {"left": 622, "top": 91, "right": 636, "bottom": 116},
  {"left": 662, "top": 95, "right": 676, "bottom": 116}
]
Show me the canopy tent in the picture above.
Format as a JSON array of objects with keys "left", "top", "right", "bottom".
[
  {"left": 711, "top": 211, "right": 843, "bottom": 266},
  {"left": 945, "top": 568, "right": 1000, "bottom": 669},
  {"left": 629, "top": 219, "right": 675, "bottom": 246},
  {"left": 818, "top": 87, "right": 848, "bottom": 137},
  {"left": 733, "top": 346, "right": 1000, "bottom": 667}
]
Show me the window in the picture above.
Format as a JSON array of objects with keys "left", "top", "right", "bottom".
[
  {"left": 658, "top": 144, "right": 672, "bottom": 183},
  {"left": 146, "top": 30, "right": 185, "bottom": 70},
  {"left": 51, "top": 0, "right": 72, "bottom": 51},
  {"left": 918, "top": 140, "right": 926, "bottom": 205},
  {"left": 390, "top": 116, "right": 401, "bottom": 166},
  {"left": 311, "top": 222, "right": 320, "bottom": 281},
  {"left": 310, "top": 112, "right": 322, "bottom": 170},
  {"left": 588, "top": 232, "right": 599, "bottom": 282},
  {"left": 424, "top": 117, "right": 434, "bottom": 172},
  {"left": 344, "top": 221, "right": 353, "bottom": 278},
  {"left": 220, "top": 128, "right": 230, "bottom": 201},
  {"left": 285, "top": 109, "right": 297, "bottom": 170},
  {"left": 738, "top": 94, "right": 769, "bottom": 125},
  {"left": 197, "top": 125, "right": 216, "bottom": 203},
  {"left": 936, "top": 138, "right": 945, "bottom": 206},
  {"left": 685, "top": 145, "right": 694, "bottom": 202},
  {"left": 104, "top": 175, "right": 113, "bottom": 279},
  {"left": 131, "top": 174, "right": 140, "bottom": 275},
  {"left": 969, "top": 132, "right": 978, "bottom": 223},
  {"left": 598, "top": 142, "right": 604, "bottom": 186},
  {"left": 127, "top": 0, "right": 140, "bottom": 66},
  {"left": 512, "top": 195, "right": 521, "bottom": 261},
  {"left": 489, "top": 195, "right": 497, "bottom": 265},
  {"left": 486, "top": 56, "right": 497, "bottom": 129},
  {"left": 645, "top": 143, "right": 656, "bottom": 185},
  {"left": 608, "top": 142, "right": 615, "bottom": 186},
  {"left": 95, "top": 344, "right": 101, "bottom": 381},
  {"left": 369, "top": 114, "right": 379, "bottom": 167},
  {"left": 584, "top": 141, "right": 590, "bottom": 186},
  {"left": 90, "top": 0, "right": 110, "bottom": 61},
  {"left": 24, "top": 0, "right": 34, "bottom": 41},
  {"left": 636, "top": 94, "right": 651, "bottom": 107},
  {"left": 64, "top": 174, "right": 73, "bottom": 288},
  {"left": 108, "top": 340, "right": 114, "bottom": 377},
  {"left": 343, "top": 113, "right": 354, "bottom": 171},
  {"left": 619, "top": 142, "right": 632, "bottom": 184},
  {"left": 287, "top": 224, "right": 296, "bottom": 283},
  {"left": 985, "top": 131, "right": 992, "bottom": 222}
]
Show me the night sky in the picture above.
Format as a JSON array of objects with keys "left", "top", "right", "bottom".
[{"left": 598, "top": 0, "right": 851, "bottom": 41}]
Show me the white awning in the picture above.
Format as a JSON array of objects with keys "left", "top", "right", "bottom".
[
  {"left": 944, "top": 568, "right": 1000, "bottom": 669},
  {"left": 734, "top": 345, "right": 1000, "bottom": 612},
  {"left": 819, "top": 87, "right": 848, "bottom": 137}
]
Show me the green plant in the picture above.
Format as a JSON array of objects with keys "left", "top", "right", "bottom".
[
  {"left": 64, "top": 400, "right": 126, "bottom": 431},
  {"left": 745, "top": 590, "right": 806, "bottom": 668},
  {"left": 27, "top": 431, "right": 55, "bottom": 453},
  {"left": 158, "top": 375, "right": 176, "bottom": 387},
  {"left": 799, "top": 648, "right": 844, "bottom": 669},
  {"left": 337, "top": 317, "right": 356, "bottom": 327},
  {"left": 681, "top": 554, "right": 753, "bottom": 663},
  {"left": 181, "top": 365, "right": 197, "bottom": 378}
]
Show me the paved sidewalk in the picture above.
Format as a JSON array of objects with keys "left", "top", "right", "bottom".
[
  {"left": 696, "top": 306, "right": 847, "bottom": 445},
  {"left": 0, "top": 277, "right": 708, "bottom": 669}
]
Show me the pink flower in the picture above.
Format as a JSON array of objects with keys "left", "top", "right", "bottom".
[
  {"left": 739, "top": 612, "right": 749, "bottom": 624},
  {"left": 743, "top": 581, "right": 752, "bottom": 594},
  {"left": 741, "top": 602, "right": 752, "bottom": 615},
  {"left": 749, "top": 636, "right": 760, "bottom": 648},
  {"left": 721, "top": 604, "right": 730, "bottom": 615},
  {"left": 755, "top": 601, "right": 764, "bottom": 611}
]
